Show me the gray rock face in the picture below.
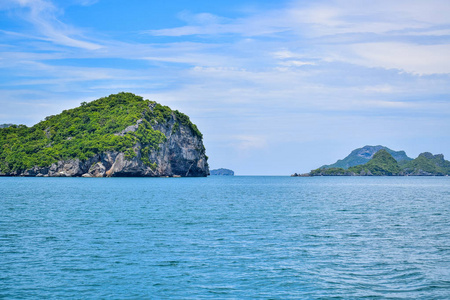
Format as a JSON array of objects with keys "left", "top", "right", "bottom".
[{"left": 15, "top": 107, "right": 209, "bottom": 177}]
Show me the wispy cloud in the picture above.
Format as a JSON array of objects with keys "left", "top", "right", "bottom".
[
  {"left": 76, "top": 0, "right": 99, "bottom": 6},
  {"left": 145, "top": 0, "right": 450, "bottom": 75},
  {"left": 5, "top": 0, "right": 101, "bottom": 50},
  {"left": 344, "top": 42, "right": 450, "bottom": 75},
  {"left": 147, "top": 0, "right": 450, "bottom": 37},
  {"left": 233, "top": 135, "right": 268, "bottom": 151}
]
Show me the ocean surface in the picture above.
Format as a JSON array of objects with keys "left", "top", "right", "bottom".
[{"left": 1, "top": 176, "right": 449, "bottom": 299}]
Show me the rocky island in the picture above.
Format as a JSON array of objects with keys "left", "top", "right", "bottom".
[
  {"left": 294, "top": 145, "right": 450, "bottom": 176},
  {"left": 210, "top": 168, "right": 234, "bottom": 176},
  {"left": 0, "top": 93, "right": 209, "bottom": 177}
]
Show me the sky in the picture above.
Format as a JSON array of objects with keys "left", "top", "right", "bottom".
[{"left": 1, "top": 0, "right": 450, "bottom": 175}]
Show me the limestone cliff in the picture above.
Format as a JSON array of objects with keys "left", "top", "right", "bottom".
[{"left": 0, "top": 93, "right": 209, "bottom": 177}]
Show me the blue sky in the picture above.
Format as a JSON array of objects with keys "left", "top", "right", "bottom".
[{"left": 1, "top": 0, "right": 450, "bottom": 175}]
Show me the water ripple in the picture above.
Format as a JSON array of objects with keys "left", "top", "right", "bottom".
[{"left": 1, "top": 176, "right": 449, "bottom": 299}]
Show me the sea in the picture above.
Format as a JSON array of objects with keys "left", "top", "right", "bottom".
[{"left": 1, "top": 176, "right": 449, "bottom": 299}]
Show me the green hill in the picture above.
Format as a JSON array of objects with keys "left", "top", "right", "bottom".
[
  {"left": 0, "top": 92, "right": 208, "bottom": 177},
  {"left": 402, "top": 152, "right": 450, "bottom": 175},
  {"left": 349, "top": 149, "right": 401, "bottom": 175},
  {"left": 322, "top": 145, "right": 411, "bottom": 169}
]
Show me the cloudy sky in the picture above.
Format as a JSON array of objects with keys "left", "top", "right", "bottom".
[{"left": 1, "top": 0, "right": 450, "bottom": 175}]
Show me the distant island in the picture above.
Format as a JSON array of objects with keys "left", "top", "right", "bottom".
[
  {"left": 293, "top": 145, "right": 450, "bottom": 176},
  {"left": 210, "top": 168, "right": 234, "bottom": 176},
  {"left": 320, "top": 145, "right": 412, "bottom": 169},
  {"left": 0, "top": 93, "right": 209, "bottom": 177}
]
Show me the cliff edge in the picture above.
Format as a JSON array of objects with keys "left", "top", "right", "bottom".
[{"left": 0, "top": 93, "right": 209, "bottom": 177}]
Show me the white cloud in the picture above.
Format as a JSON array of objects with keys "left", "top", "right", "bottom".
[
  {"left": 345, "top": 42, "right": 450, "bottom": 75},
  {"left": 289, "top": 0, "right": 450, "bottom": 36},
  {"left": 279, "top": 60, "right": 315, "bottom": 67},
  {"left": 273, "top": 50, "right": 303, "bottom": 60},
  {"left": 76, "top": 0, "right": 99, "bottom": 6},
  {"left": 233, "top": 135, "right": 268, "bottom": 151},
  {"left": 147, "top": 0, "right": 450, "bottom": 37},
  {"left": 145, "top": 0, "right": 450, "bottom": 75},
  {"left": 7, "top": 0, "right": 102, "bottom": 50}
]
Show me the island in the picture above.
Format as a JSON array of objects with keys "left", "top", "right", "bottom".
[
  {"left": 0, "top": 92, "right": 209, "bottom": 177},
  {"left": 210, "top": 168, "right": 234, "bottom": 176},
  {"left": 319, "top": 145, "right": 412, "bottom": 169},
  {"left": 293, "top": 145, "right": 450, "bottom": 176}
]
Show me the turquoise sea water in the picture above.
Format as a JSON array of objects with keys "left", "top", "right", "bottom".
[{"left": 1, "top": 176, "right": 449, "bottom": 299}]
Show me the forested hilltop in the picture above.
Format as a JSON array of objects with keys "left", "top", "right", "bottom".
[{"left": 0, "top": 92, "right": 209, "bottom": 177}]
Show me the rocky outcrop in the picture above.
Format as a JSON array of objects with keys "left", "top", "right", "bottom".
[{"left": 3, "top": 104, "right": 209, "bottom": 177}]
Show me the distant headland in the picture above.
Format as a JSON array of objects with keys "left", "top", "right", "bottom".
[
  {"left": 293, "top": 145, "right": 450, "bottom": 176},
  {"left": 210, "top": 168, "right": 234, "bottom": 176}
]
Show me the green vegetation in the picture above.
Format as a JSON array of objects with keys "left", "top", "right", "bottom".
[
  {"left": 322, "top": 145, "right": 412, "bottom": 169},
  {"left": 349, "top": 149, "right": 401, "bottom": 175},
  {"left": 171, "top": 121, "right": 179, "bottom": 134},
  {"left": 402, "top": 152, "right": 450, "bottom": 175},
  {"left": 146, "top": 102, "right": 172, "bottom": 124},
  {"left": 0, "top": 92, "right": 201, "bottom": 173},
  {"left": 310, "top": 167, "right": 349, "bottom": 176},
  {"left": 174, "top": 110, "right": 202, "bottom": 138}
]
